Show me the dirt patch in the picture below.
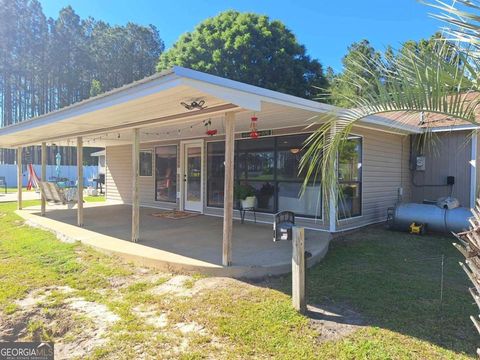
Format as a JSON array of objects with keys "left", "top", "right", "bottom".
[
  {"left": 107, "top": 267, "right": 168, "bottom": 290},
  {"left": 150, "top": 275, "right": 252, "bottom": 298},
  {"left": 175, "top": 321, "right": 207, "bottom": 335},
  {"left": 132, "top": 305, "right": 168, "bottom": 329},
  {"left": 307, "top": 302, "right": 365, "bottom": 342},
  {"left": 150, "top": 275, "right": 194, "bottom": 297},
  {"left": 0, "top": 286, "right": 120, "bottom": 360}
]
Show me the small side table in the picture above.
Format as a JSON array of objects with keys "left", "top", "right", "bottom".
[{"left": 240, "top": 207, "right": 256, "bottom": 224}]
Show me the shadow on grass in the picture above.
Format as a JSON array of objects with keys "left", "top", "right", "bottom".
[{"left": 257, "top": 225, "right": 478, "bottom": 357}]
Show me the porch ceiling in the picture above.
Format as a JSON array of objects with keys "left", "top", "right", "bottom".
[{"left": 0, "top": 66, "right": 420, "bottom": 148}]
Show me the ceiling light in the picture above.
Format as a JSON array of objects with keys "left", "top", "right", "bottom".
[{"left": 181, "top": 100, "right": 206, "bottom": 111}]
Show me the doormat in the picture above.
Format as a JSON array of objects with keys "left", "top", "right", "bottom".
[{"left": 151, "top": 210, "right": 200, "bottom": 220}]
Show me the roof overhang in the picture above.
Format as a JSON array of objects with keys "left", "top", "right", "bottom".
[{"left": 0, "top": 66, "right": 421, "bottom": 148}]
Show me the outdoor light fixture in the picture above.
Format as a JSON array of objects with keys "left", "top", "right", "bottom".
[
  {"left": 181, "top": 100, "right": 206, "bottom": 111},
  {"left": 289, "top": 148, "right": 301, "bottom": 154}
]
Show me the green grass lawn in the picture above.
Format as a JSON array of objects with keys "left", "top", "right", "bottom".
[
  {"left": 267, "top": 227, "right": 478, "bottom": 358},
  {"left": 84, "top": 195, "right": 106, "bottom": 203},
  {"left": 0, "top": 201, "right": 476, "bottom": 359},
  {"left": 5, "top": 187, "right": 26, "bottom": 193}
]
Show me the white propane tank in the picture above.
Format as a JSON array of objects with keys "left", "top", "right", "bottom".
[{"left": 389, "top": 203, "right": 472, "bottom": 233}]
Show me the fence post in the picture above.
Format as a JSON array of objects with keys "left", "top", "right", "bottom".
[{"left": 292, "top": 226, "right": 306, "bottom": 314}]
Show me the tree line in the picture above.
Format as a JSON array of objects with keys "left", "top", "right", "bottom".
[
  {"left": 0, "top": 0, "right": 163, "bottom": 164},
  {"left": 0, "top": 2, "right": 440, "bottom": 165}
]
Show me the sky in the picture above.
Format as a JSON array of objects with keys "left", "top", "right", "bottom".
[{"left": 39, "top": 0, "right": 441, "bottom": 72}]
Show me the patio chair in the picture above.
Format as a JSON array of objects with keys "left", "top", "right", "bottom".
[{"left": 0, "top": 176, "right": 6, "bottom": 194}]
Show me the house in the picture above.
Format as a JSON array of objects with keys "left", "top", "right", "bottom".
[{"left": 0, "top": 66, "right": 469, "bottom": 277}]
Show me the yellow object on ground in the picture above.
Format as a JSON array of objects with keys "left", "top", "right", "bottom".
[{"left": 409, "top": 222, "right": 425, "bottom": 235}]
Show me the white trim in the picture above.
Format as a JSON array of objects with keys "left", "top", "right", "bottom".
[
  {"left": 430, "top": 124, "right": 480, "bottom": 133},
  {"left": 181, "top": 139, "right": 205, "bottom": 213},
  {"left": 471, "top": 131, "right": 478, "bottom": 208}
]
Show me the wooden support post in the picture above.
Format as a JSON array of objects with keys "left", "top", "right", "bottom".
[
  {"left": 132, "top": 128, "right": 140, "bottom": 242},
  {"left": 41, "top": 142, "right": 47, "bottom": 216},
  {"left": 292, "top": 226, "right": 306, "bottom": 314},
  {"left": 77, "top": 137, "right": 84, "bottom": 227},
  {"left": 17, "top": 147, "right": 22, "bottom": 210},
  {"left": 222, "top": 112, "right": 235, "bottom": 266}
]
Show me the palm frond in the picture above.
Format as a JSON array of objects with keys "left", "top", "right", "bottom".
[
  {"left": 423, "top": 0, "right": 480, "bottom": 52},
  {"left": 302, "top": 40, "right": 480, "bottom": 217}
]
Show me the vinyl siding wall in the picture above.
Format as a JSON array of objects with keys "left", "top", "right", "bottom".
[
  {"left": 410, "top": 131, "right": 472, "bottom": 207},
  {"left": 336, "top": 127, "right": 410, "bottom": 231},
  {"left": 105, "top": 125, "right": 410, "bottom": 232}
]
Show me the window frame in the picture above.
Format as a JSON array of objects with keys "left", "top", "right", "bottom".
[
  {"left": 205, "top": 131, "right": 323, "bottom": 219},
  {"left": 154, "top": 144, "right": 178, "bottom": 203},
  {"left": 206, "top": 139, "right": 227, "bottom": 208},
  {"left": 139, "top": 149, "right": 154, "bottom": 177},
  {"left": 337, "top": 135, "right": 363, "bottom": 220}
]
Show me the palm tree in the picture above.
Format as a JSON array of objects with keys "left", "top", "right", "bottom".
[
  {"left": 302, "top": 0, "right": 480, "bottom": 350},
  {"left": 302, "top": 0, "right": 480, "bottom": 196}
]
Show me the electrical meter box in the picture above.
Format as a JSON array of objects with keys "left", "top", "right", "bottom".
[{"left": 416, "top": 156, "right": 426, "bottom": 171}]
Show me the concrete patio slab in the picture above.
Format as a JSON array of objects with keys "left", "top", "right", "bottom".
[{"left": 16, "top": 202, "right": 331, "bottom": 278}]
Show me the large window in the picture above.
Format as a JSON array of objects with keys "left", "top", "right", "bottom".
[
  {"left": 338, "top": 136, "right": 362, "bottom": 219},
  {"left": 206, "top": 141, "right": 225, "bottom": 207},
  {"left": 237, "top": 137, "right": 275, "bottom": 212},
  {"left": 207, "top": 134, "right": 320, "bottom": 217},
  {"left": 155, "top": 145, "right": 177, "bottom": 202},
  {"left": 276, "top": 135, "right": 319, "bottom": 216}
]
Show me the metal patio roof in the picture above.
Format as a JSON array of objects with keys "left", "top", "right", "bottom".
[{"left": 0, "top": 66, "right": 421, "bottom": 148}]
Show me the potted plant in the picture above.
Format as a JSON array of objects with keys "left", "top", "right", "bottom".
[{"left": 234, "top": 184, "right": 256, "bottom": 209}]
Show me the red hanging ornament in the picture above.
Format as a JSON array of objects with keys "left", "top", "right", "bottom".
[
  {"left": 204, "top": 119, "right": 217, "bottom": 136},
  {"left": 250, "top": 115, "right": 259, "bottom": 139}
]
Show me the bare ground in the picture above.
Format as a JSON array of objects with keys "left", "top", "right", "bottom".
[{"left": 0, "top": 270, "right": 364, "bottom": 359}]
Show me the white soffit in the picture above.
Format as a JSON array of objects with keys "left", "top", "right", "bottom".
[{"left": 0, "top": 66, "right": 422, "bottom": 148}]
